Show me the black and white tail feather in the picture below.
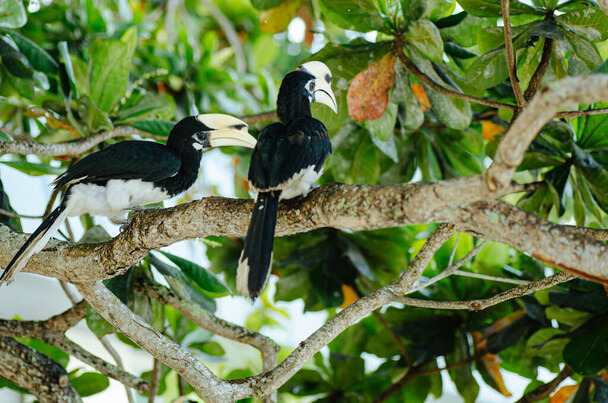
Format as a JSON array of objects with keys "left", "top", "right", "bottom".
[
  {"left": 0, "top": 204, "right": 68, "bottom": 285},
  {"left": 236, "top": 191, "right": 280, "bottom": 299}
]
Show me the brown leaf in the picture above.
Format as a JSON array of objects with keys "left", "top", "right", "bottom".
[
  {"left": 482, "top": 120, "right": 505, "bottom": 141},
  {"left": 550, "top": 384, "right": 579, "bottom": 403},
  {"left": 259, "top": 0, "right": 302, "bottom": 34},
  {"left": 479, "top": 353, "right": 512, "bottom": 397},
  {"left": 410, "top": 83, "right": 431, "bottom": 111},
  {"left": 299, "top": 4, "right": 314, "bottom": 48},
  {"left": 339, "top": 284, "right": 360, "bottom": 309},
  {"left": 347, "top": 53, "right": 396, "bottom": 122},
  {"left": 24, "top": 107, "right": 80, "bottom": 138}
]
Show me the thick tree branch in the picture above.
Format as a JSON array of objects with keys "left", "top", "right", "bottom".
[
  {"left": 135, "top": 278, "right": 279, "bottom": 372},
  {"left": 502, "top": 0, "right": 525, "bottom": 107},
  {"left": 0, "top": 336, "right": 81, "bottom": 402},
  {"left": 523, "top": 38, "right": 553, "bottom": 101},
  {"left": 487, "top": 74, "right": 608, "bottom": 191}
]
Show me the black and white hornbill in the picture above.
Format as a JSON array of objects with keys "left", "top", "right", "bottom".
[
  {"left": 236, "top": 61, "right": 337, "bottom": 299},
  {"left": 0, "top": 114, "right": 256, "bottom": 286}
]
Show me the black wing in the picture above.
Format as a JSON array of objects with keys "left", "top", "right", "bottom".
[
  {"left": 248, "top": 118, "right": 331, "bottom": 190},
  {"left": 53, "top": 140, "right": 181, "bottom": 189}
]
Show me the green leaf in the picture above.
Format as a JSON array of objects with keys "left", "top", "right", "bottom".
[
  {"left": 0, "top": 0, "right": 26, "bottom": 28},
  {"left": 77, "top": 96, "right": 113, "bottom": 132},
  {"left": 251, "top": 0, "right": 287, "bottom": 9},
  {"left": 158, "top": 251, "right": 231, "bottom": 295},
  {"left": 391, "top": 59, "right": 424, "bottom": 130},
  {"left": 21, "top": 339, "right": 69, "bottom": 367},
  {"left": 405, "top": 20, "right": 444, "bottom": 63},
  {"left": 466, "top": 47, "right": 509, "bottom": 89},
  {"left": 0, "top": 36, "right": 33, "bottom": 78},
  {"left": 564, "top": 31, "right": 603, "bottom": 70},
  {"left": 282, "top": 368, "right": 330, "bottom": 396},
  {"left": 441, "top": 14, "right": 498, "bottom": 48},
  {"left": 573, "top": 143, "right": 608, "bottom": 211},
  {"left": 0, "top": 160, "right": 64, "bottom": 176},
  {"left": 528, "top": 19, "right": 564, "bottom": 40},
  {"left": 70, "top": 372, "right": 110, "bottom": 397},
  {"left": 131, "top": 120, "right": 176, "bottom": 137},
  {"left": 401, "top": 0, "right": 453, "bottom": 22},
  {"left": 564, "top": 317, "right": 608, "bottom": 375},
  {"left": 352, "top": 134, "right": 380, "bottom": 184},
  {"left": 189, "top": 340, "right": 226, "bottom": 356},
  {"left": 116, "top": 93, "right": 175, "bottom": 123},
  {"left": 310, "top": 268, "right": 343, "bottom": 308},
  {"left": 86, "top": 304, "right": 115, "bottom": 338},
  {"left": 577, "top": 102, "right": 608, "bottom": 149},
  {"left": 90, "top": 39, "right": 133, "bottom": 112},
  {"left": 318, "top": 0, "right": 386, "bottom": 32},
  {"left": 556, "top": 5, "right": 608, "bottom": 42},
  {"left": 456, "top": 0, "right": 543, "bottom": 17},
  {"left": 545, "top": 306, "right": 590, "bottom": 326},
  {"left": 447, "top": 331, "right": 479, "bottom": 402},
  {"left": 362, "top": 102, "right": 397, "bottom": 142},
  {"left": 4, "top": 30, "right": 59, "bottom": 74},
  {"left": 58, "top": 41, "right": 78, "bottom": 98}
]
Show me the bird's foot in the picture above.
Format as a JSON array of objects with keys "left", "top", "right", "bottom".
[{"left": 301, "top": 183, "right": 320, "bottom": 198}]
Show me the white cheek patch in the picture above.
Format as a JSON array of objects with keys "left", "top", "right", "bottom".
[{"left": 192, "top": 143, "right": 204, "bottom": 150}]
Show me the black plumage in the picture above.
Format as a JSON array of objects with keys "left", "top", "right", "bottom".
[
  {"left": 1, "top": 114, "right": 255, "bottom": 286},
  {"left": 237, "top": 61, "right": 337, "bottom": 299}
]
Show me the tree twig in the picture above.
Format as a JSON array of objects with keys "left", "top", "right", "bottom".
[
  {"left": 396, "top": 272, "right": 574, "bottom": 311},
  {"left": 523, "top": 38, "right": 553, "bottom": 101},
  {"left": 200, "top": 0, "right": 246, "bottom": 74},
  {"left": 393, "top": 36, "right": 517, "bottom": 111},
  {"left": 135, "top": 278, "right": 279, "bottom": 372},
  {"left": 101, "top": 335, "right": 135, "bottom": 403},
  {"left": 502, "top": 0, "right": 525, "bottom": 107},
  {"left": 0, "top": 208, "right": 42, "bottom": 219},
  {"left": 516, "top": 366, "right": 573, "bottom": 402},
  {"left": 452, "top": 270, "right": 530, "bottom": 285}
]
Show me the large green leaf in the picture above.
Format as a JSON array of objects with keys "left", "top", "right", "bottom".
[
  {"left": 251, "top": 0, "right": 287, "bottom": 9},
  {"left": 573, "top": 143, "right": 608, "bottom": 211},
  {"left": 405, "top": 19, "right": 444, "bottom": 63},
  {"left": 116, "top": 93, "right": 175, "bottom": 123},
  {"left": 0, "top": 160, "right": 64, "bottom": 176},
  {"left": 456, "top": 0, "right": 543, "bottom": 17},
  {"left": 89, "top": 39, "right": 133, "bottom": 112},
  {"left": 447, "top": 331, "right": 479, "bottom": 402},
  {"left": 318, "top": 0, "right": 387, "bottom": 32},
  {"left": 0, "top": 36, "right": 33, "bottom": 78},
  {"left": 466, "top": 47, "right": 509, "bottom": 90},
  {"left": 0, "top": 0, "right": 26, "bottom": 28},
  {"left": 563, "top": 31, "right": 603, "bottom": 70},
  {"left": 563, "top": 317, "right": 608, "bottom": 375},
  {"left": 3, "top": 30, "right": 58, "bottom": 74},
  {"left": 557, "top": 5, "right": 608, "bottom": 42},
  {"left": 86, "top": 303, "right": 115, "bottom": 338},
  {"left": 577, "top": 102, "right": 608, "bottom": 149},
  {"left": 70, "top": 372, "right": 110, "bottom": 397},
  {"left": 158, "top": 251, "right": 230, "bottom": 296},
  {"left": 131, "top": 120, "right": 176, "bottom": 137}
]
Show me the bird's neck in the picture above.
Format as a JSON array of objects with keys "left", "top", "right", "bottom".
[
  {"left": 277, "top": 95, "right": 311, "bottom": 123},
  {"left": 158, "top": 147, "right": 202, "bottom": 196}
]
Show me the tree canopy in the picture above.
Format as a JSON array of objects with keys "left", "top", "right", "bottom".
[{"left": 1, "top": 0, "right": 608, "bottom": 401}]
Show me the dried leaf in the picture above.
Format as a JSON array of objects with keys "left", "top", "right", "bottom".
[
  {"left": 479, "top": 353, "right": 512, "bottom": 397},
  {"left": 410, "top": 83, "right": 431, "bottom": 111},
  {"left": 550, "top": 384, "right": 579, "bottom": 403},
  {"left": 482, "top": 120, "right": 505, "bottom": 141},
  {"left": 259, "top": 0, "right": 302, "bottom": 34},
  {"left": 339, "top": 284, "right": 359, "bottom": 309},
  {"left": 24, "top": 107, "right": 80, "bottom": 138},
  {"left": 299, "top": 5, "right": 314, "bottom": 48},
  {"left": 347, "top": 53, "right": 396, "bottom": 122}
]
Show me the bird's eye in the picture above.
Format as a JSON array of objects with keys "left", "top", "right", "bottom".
[{"left": 309, "top": 82, "right": 315, "bottom": 91}]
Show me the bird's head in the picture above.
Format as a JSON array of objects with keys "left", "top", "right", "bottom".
[
  {"left": 277, "top": 61, "right": 337, "bottom": 122},
  {"left": 168, "top": 114, "right": 256, "bottom": 151}
]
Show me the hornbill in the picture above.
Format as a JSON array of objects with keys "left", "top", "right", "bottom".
[
  {"left": 0, "top": 114, "right": 256, "bottom": 285},
  {"left": 236, "top": 61, "right": 337, "bottom": 299}
]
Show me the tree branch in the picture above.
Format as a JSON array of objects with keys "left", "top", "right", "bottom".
[
  {"left": 0, "top": 336, "right": 81, "bottom": 402},
  {"left": 487, "top": 74, "right": 608, "bottom": 191},
  {"left": 135, "top": 277, "right": 279, "bottom": 372},
  {"left": 75, "top": 281, "right": 242, "bottom": 402},
  {"left": 502, "top": 0, "right": 525, "bottom": 107},
  {"left": 516, "top": 366, "right": 573, "bottom": 402},
  {"left": 523, "top": 38, "right": 553, "bottom": 101},
  {"left": 396, "top": 272, "right": 574, "bottom": 311}
]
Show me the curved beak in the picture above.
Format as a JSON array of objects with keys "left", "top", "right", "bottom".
[
  {"left": 299, "top": 61, "right": 338, "bottom": 114},
  {"left": 195, "top": 114, "right": 257, "bottom": 149},
  {"left": 313, "top": 81, "right": 338, "bottom": 114}
]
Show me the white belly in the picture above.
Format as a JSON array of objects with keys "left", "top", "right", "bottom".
[
  {"left": 251, "top": 166, "right": 323, "bottom": 200},
  {"left": 66, "top": 180, "right": 169, "bottom": 218}
]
